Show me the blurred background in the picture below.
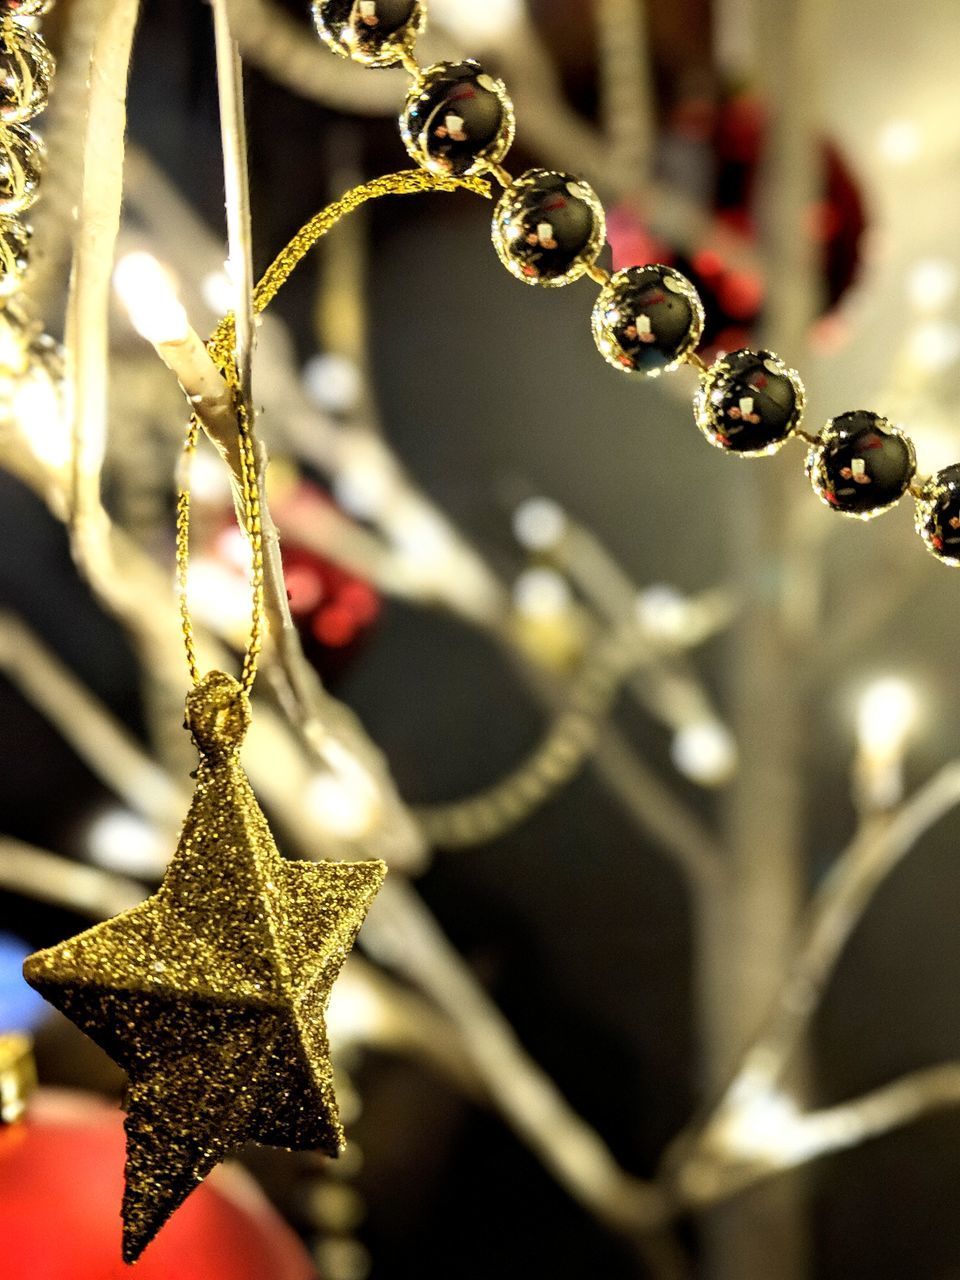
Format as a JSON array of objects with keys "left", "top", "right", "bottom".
[{"left": 3, "top": 0, "right": 960, "bottom": 1277}]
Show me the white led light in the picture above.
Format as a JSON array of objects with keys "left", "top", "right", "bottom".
[
  {"left": 185, "top": 556, "right": 250, "bottom": 633},
  {"left": 305, "top": 770, "right": 379, "bottom": 840},
  {"left": 671, "top": 721, "right": 737, "bottom": 786},
  {"left": 856, "top": 677, "right": 918, "bottom": 757},
  {"left": 906, "top": 259, "right": 959, "bottom": 314},
  {"left": 877, "top": 119, "right": 920, "bottom": 166},
  {"left": 906, "top": 321, "right": 960, "bottom": 373},
  {"left": 513, "top": 497, "right": 567, "bottom": 551},
  {"left": 303, "top": 352, "right": 362, "bottom": 414},
  {"left": 201, "top": 268, "right": 234, "bottom": 315},
  {"left": 636, "top": 584, "right": 690, "bottom": 640},
  {"left": 432, "top": 0, "right": 523, "bottom": 43},
  {"left": 326, "top": 965, "right": 384, "bottom": 1048},
  {"left": 513, "top": 567, "right": 571, "bottom": 618},
  {"left": 86, "top": 808, "right": 164, "bottom": 877},
  {"left": 717, "top": 1084, "right": 803, "bottom": 1162},
  {"left": 184, "top": 443, "right": 233, "bottom": 505},
  {"left": 13, "top": 365, "right": 68, "bottom": 469}
]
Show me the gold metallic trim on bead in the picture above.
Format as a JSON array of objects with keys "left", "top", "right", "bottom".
[
  {"left": 0, "top": 21, "right": 55, "bottom": 125},
  {"left": 684, "top": 350, "right": 708, "bottom": 373},
  {"left": 398, "top": 48, "right": 422, "bottom": 80},
  {"left": 486, "top": 161, "right": 513, "bottom": 190},
  {"left": 795, "top": 427, "right": 821, "bottom": 446},
  {"left": 585, "top": 262, "right": 611, "bottom": 287}
]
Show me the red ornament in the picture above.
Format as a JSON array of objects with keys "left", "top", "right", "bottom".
[
  {"left": 606, "top": 89, "right": 867, "bottom": 353},
  {"left": 0, "top": 1090, "right": 318, "bottom": 1280}
]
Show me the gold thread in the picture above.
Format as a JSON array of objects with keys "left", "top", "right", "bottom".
[
  {"left": 176, "top": 169, "right": 492, "bottom": 693},
  {"left": 398, "top": 49, "right": 422, "bottom": 80},
  {"left": 486, "top": 161, "right": 513, "bottom": 190},
  {"left": 175, "top": 417, "right": 201, "bottom": 686},
  {"left": 795, "top": 428, "right": 822, "bottom": 446},
  {"left": 684, "top": 350, "right": 708, "bottom": 374},
  {"left": 585, "top": 262, "right": 611, "bottom": 287}
]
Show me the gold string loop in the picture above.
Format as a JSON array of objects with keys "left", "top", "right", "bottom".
[{"left": 174, "top": 168, "right": 492, "bottom": 694}]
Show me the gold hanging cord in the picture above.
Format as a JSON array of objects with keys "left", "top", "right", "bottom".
[{"left": 174, "top": 168, "right": 491, "bottom": 694}]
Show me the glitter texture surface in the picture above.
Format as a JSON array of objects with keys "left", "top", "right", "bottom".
[{"left": 23, "top": 672, "right": 386, "bottom": 1263}]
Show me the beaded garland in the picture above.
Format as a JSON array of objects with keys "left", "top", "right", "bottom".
[{"left": 309, "top": 0, "right": 958, "bottom": 563}]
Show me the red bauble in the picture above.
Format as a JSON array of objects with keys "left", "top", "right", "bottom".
[
  {"left": 607, "top": 90, "right": 867, "bottom": 353},
  {"left": 0, "top": 1090, "right": 318, "bottom": 1280}
]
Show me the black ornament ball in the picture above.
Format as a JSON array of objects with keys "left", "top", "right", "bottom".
[
  {"left": 592, "top": 265, "right": 704, "bottom": 376},
  {"left": 915, "top": 464, "right": 960, "bottom": 565},
  {"left": 695, "top": 349, "right": 805, "bottom": 455},
  {"left": 492, "top": 170, "right": 606, "bottom": 287},
  {"left": 312, "top": 0, "right": 424, "bottom": 68},
  {"left": 400, "top": 61, "right": 514, "bottom": 178},
  {"left": 806, "top": 410, "right": 916, "bottom": 519}
]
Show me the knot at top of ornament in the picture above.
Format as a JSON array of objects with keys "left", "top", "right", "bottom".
[{"left": 185, "top": 672, "right": 251, "bottom": 757}]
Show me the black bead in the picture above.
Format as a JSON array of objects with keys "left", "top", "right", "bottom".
[
  {"left": 312, "top": 0, "right": 423, "bottom": 67},
  {"left": 492, "top": 170, "right": 605, "bottom": 287},
  {"left": 592, "top": 265, "right": 704, "bottom": 376},
  {"left": 806, "top": 410, "right": 916, "bottom": 519},
  {"left": 401, "top": 61, "right": 513, "bottom": 178},
  {"left": 695, "top": 349, "right": 805, "bottom": 455},
  {"left": 915, "top": 464, "right": 960, "bottom": 565}
]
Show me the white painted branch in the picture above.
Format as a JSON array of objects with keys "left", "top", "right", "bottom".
[
  {"left": 595, "top": 0, "right": 655, "bottom": 185},
  {"left": 28, "top": 0, "right": 110, "bottom": 313},
  {"left": 668, "top": 761, "right": 960, "bottom": 1204},
  {"left": 0, "top": 613, "right": 187, "bottom": 826},
  {"left": 730, "top": 764, "right": 960, "bottom": 1095},
  {"left": 678, "top": 1061, "right": 960, "bottom": 1208},
  {"left": 64, "top": 0, "right": 141, "bottom": 550},
  {"left": 0, "top": 839, "right": 145, "bottom": 918}
]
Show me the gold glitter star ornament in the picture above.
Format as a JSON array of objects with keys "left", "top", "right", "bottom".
[{"left": 23, "top": 671, "right": 386, "bottom": 1263}]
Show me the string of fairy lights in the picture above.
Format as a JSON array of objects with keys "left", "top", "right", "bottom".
[{"left": 311, "top": 0, "right": 960, "bottom": 567}]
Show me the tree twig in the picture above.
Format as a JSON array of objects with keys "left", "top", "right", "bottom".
[{"left": 65, "top": 0, "right": 141, "bottom": 559}]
